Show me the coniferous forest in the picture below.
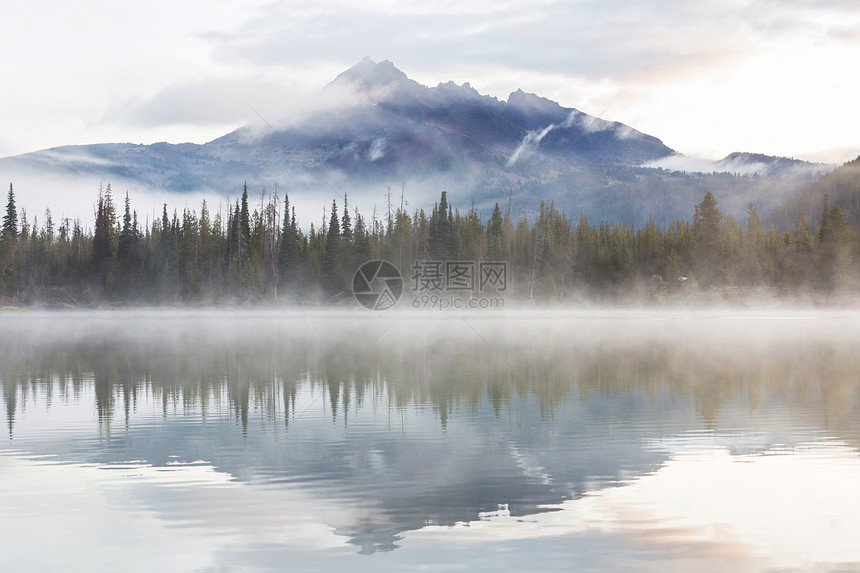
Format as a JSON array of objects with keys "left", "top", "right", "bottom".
[{"left": 2, "top": 176, "right": 860, "bottom": 307}]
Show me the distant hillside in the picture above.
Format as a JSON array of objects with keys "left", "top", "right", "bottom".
[
  {"left": 716, "top": 152, "right": 830, "bottom": 179},
  {"left": 766, "top": 156, "right": 860, "bottom": 229}
]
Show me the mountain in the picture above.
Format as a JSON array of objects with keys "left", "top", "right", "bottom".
[
  {"left": 715, "top": 152, "right": 830, "bottom": 179},
  {"left": 766, "top": 156, "right": 860, "bottom": 229},
  {"left": 206, "top": 58, "right": 674, "bottom": 181},
  {"left": 0, "top": 58, "right": 832, "bottom": 226}
]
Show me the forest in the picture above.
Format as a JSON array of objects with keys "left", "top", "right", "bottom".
[{"left": 1, "top": 178, "right": 859, "bottom": 306}]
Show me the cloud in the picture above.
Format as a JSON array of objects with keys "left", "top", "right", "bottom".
[
  {"left": 644, "top": 152, "right": 833, "bottom": 178},
  {"left": 368, "top": 137, "right": 387, "bottom": 162},
  {"left": 506, "top": 109, "right": 642, "bottom": 166},
  {"left": 644, "top": 153, "right": 717, "bottom": 173},
  {"left": 100, "top": 70, "right": 406, "bottom": 149},
  {"left": 796, "top": 146, "right": 860, "bottom": 165},
  {"left": 102, "top": 77, "right": 314, "bottom": 129},
  {"left": 3, "top": 0, "right": 860, "bottom": 161},
  {"left": 203, "top": 1, "right": 860, "bottom": 85},
  {"left": 507, "top": 124, "right": 555, "bottom": 166}
]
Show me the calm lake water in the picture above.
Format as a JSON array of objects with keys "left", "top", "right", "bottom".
[{"left": 2, "top": 309, "right": 860, "bottom": 572}]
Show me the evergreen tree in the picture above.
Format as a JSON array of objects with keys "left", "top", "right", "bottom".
[
  {"left": 158, "top": 203, "right": 178, "bottom": 298},
  {"left": 238, "top": 183, "right": 251, "bottom": 280},
  {"left": 228, "top": 200, "right": 239, "bottom": 260},
  {"left": 116, "top": 192, "right": 141, "bottom": 295},
  {"left": 486, "top": 203, "right": 504, "bottom": 261},
  {"left": 353, "top": 212, "right": 370, "bottom": 262},
  {"left": 278, "top": 195, "right": 302, "bottom": 288},
  {"left": 816, "top": 198, "right": 850, "bottom": 292},
  {"left": 817, "top": 194, "right": 831, "bottom": 244},
  {"left": 429, "top": 191, "right": 452, "bottom": 260},
  {"left": 459, "top": 204, "right": 484, "bottom": 263},
  {"left": 341, "top": 194, "right": 353, "bottom": 243},
  {"left": 91, "top": 190, "right": 116, "bottom": 288},
  {"left": 198, "top": 200, "right": 213, "bottom": 293},
  {"left": 692, "top": 191, "right": 723, "bottom": 288},
  {"left": 322, "top": 200, "right": 341, "bottom": 295},
  {"left": 573, "top": 214, "right": 597, "bottom": 293},
  {"left": 103, "top": 184, "right": 118, "bottom": 252},
  {"left": 2, "top": 183, "right": 18, "bottom": 242},
  {"left": 117, "top": 193, "right": 135, "bottom": 265},
  {"left": 339, "top": 194, "right": 356, "bottom": 275},
  {"left": 44, "top": 208, "right": 54, "bottom": 247},
  {"left": 446, "top": 204, "right": 460, "bottom": 260},
  {"left": 739, "top": 203, "right": 763, "bottom": 286}
]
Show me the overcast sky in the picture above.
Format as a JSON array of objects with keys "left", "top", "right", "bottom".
[{"left": 1, "top": 0, "right": 859, "bottom": 164}]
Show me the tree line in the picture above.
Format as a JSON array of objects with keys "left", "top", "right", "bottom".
[{"left": 1, "top": 181, "right": 858, "bottom": 305}]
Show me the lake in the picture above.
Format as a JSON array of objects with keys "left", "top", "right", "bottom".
[{"left": 2, "top": 309, "right": 860, "bottom": 572}]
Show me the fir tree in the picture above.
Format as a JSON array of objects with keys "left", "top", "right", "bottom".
[
  {"left": 278, "top": 195, "right": 301, "bottom": 286},
  {"left": 91, "top": 190, "right": 115, "bottom": 286},
  {"left": 353, "top": 212, "right": 370, "bottom": 262},
  {"left": 117, "top": 193, "right": 135, "bottom": 264},
  {"left": 322, "top": 199, "right": 341, "bottom": 295},
  {"left": 238, "top": 183, "right": 251, "bottom": 279},
  {"left": 44, "top": 208, "right": 54, "bottom": 246},
  {"left": 692, "top": 191, "right": 723, "bottom": 288},
  {"left": 116, "top": 192, "right": 141, "bottom": 294},
  {"left": 446, "top": 204, "right": 460, "bottom": 260},
  {"left": 2, "top": 183, "right": 18, "bottom": 242},
  {"left": 486, "top": 203, "right": 504, "bottom": 261},
  {"left": 430, "top": 191, "right": 453, "bottom": 260},
  {"left": 341, "top": 193, "right": 353, "bottom": 243},
  {"left": 817, "top": 194, "right": 831, "bottom": 244}
]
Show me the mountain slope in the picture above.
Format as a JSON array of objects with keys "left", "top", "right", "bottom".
[{"left": 766, "top": 156, "right": 860, "bottom": 229}]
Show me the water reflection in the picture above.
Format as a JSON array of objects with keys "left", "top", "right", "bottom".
[{"left": 2, "top": 310, "right": 860, "bottom": 567}]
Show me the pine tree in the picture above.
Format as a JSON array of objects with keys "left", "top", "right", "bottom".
[
  {"left": 692, "top": 191, "right": 723, "bottom": 288},
  {"left": 739, "top": 203, "right": 763, "bottom": 286},
  {"left": 573, "top": 214, "right": 597, "bottom": 293},
  {"left": 116, "top": 192, "right": 141, "bottom": 295},
  {"left": 486, "top": 203, "right": 504, "bottom": 261},
  {"left": 429, "top": 192, "right": 449, "bottom": 260},
  {"left": 817, "top": 194, "right": 831, "bottom": 244},
  {"left": 91, "top": 190, "right": 115, "bottom": 287},
  {"left": 238, "top": 183, "right": 251, "bottom": 281},
  {"left": 198, "top": 200, "right": 213, "bottom": 292},
  {"left": 322, "top": 199, "right": 341, "bottom": 295},
  {"left": 2, "top": 183, "right": 18, "bottom": 242},
  {"left": 354, "top": 212, "right": 370, "bottom": 261},
  {"left": 341, "top": 194, "right": 352, "bottom": 243},
  {"left": 816, "top": 198, "right": 849, "bottom": 292},
  {"left": 446, "top": 204, "right": 460, "bottom": 260},
  {"left": 339, "top": 194, "right": 356, "bottom": 274},
  {"left": 44, "top": 208, "right": 54, "bottom": 247},
  {"left": 117, "top": 193, "right": 135, "bottom": 265},
  {"left": 158, "top": 203, "right": 178, "bottom": 298},
  {"left": 278, "top": 195, "right": 301, "bottom": 287},
  {"left": 228, "top": 200, "right": 239, "bottom": 260}
]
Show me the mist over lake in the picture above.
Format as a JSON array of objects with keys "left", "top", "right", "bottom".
[{"left": 2, "top": 308, "right": 859, "bottom": 571}]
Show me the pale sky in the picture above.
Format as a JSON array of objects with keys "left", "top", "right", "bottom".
[{"left": 1, "top": 0, "right": 859, "bottom": 164}]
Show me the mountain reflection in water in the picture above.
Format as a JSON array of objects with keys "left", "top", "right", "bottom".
[{"left": 2, "top": 309, "right": 859, "bottom": 569}]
